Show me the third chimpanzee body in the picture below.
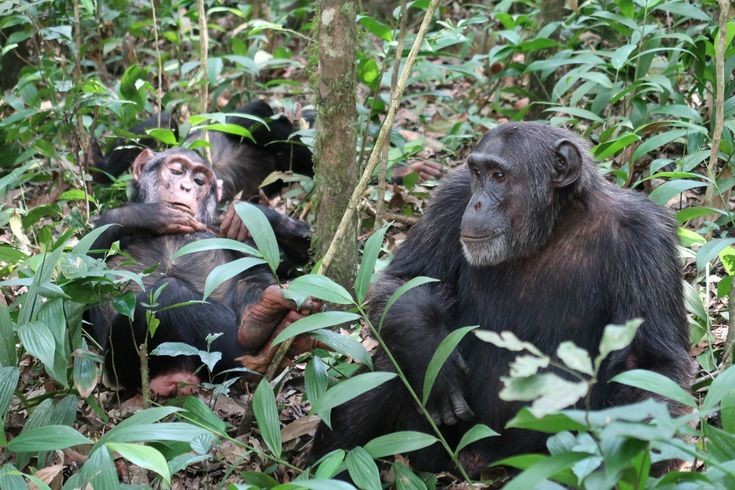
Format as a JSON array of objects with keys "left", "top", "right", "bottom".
[{"left": 312, "top": 123, "right": 691, "bottom": 475}]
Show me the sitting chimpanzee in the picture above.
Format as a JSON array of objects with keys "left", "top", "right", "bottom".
[
  {"left": 87, "top": 147, "right": 319, "bottom": 396},
  {"left": 311, "top": 122, "right": 691, "bottom": 475}
]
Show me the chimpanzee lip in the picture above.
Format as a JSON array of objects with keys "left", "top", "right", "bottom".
[{"left": 460, "top": 232, "right": 496, "bottom": 242}]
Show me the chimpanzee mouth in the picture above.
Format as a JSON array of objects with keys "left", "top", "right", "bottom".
[{"left": 460, "top": 232, "right": 498, "bottom": 242}]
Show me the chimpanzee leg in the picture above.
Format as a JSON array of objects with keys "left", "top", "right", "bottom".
[{"left": 105, "top": 276, "right": 245, "bottom": 393}]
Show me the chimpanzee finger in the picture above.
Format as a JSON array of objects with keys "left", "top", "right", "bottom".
[
  {"left": 449, "top": 387, "right": 474, "bottom": 421},
  {"left": 454, "top": 353, "right": 470, "bottom": 375},
  {"left": 220, "top": 206, "right": 235, "bottom": 235},
  {"left": 300, "top": 298, "right": 324, "bottom": 315},
  {"left": 428, "top": 408, "right": 441, "bottom": 425},
  {"left": 440, "top": 397, "right": 458, "bottom": 426},
  {"left": 235, "top": 219, "right": 251, "bottom": 242}
]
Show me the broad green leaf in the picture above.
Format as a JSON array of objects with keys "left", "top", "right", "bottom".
[
  {"left": 17, "top": 321, "right": 56, "bottom": 374},
  {"left": 594, "top": 133, "right": 640, "bottom": 160},
  {"left": 475, "top": 330, "right": 544, "bottom": 357},
  {"left": 150, "top": 342, "right": 199, "bottom": 357},
  {"left": 455, "top": 424, "right": 499, "bottom": 453},
  {"left": 631, "top": 128, "right": 693, "bottom": 163},
  {"left": 654, "top": 1, "right": 710, "bottom": 21},
  {"left": 242, "top": 471, "right": 279, "bottom": 488},
  {"left": 394, "top": 461, "right": 427, "bottom": 490},
  {"left": 272, "top": 312, "right": 361, "bottom": 345},
  {"left": 611, "top": 369, "right": 695, "bottom": 408},
  {"left": 506, "top": 409, "right": 588, "bottom": 433},
  {"left": 0, "top": 367, "right": 19, "bottom": 420},
  {"left": 595, "top": 320, "right": 642, "bottom": 369},
  {"left": 72, "top": 224, "right": 115, "bottom": 255},
  {"left": 183, "top": 396, "right": 228, "bottom": 434},
  {"left": 379, "top": 277, "right": 439, "bottom": 329},
  {"left": 500, "top": 373, "right": 588, "bottom": 418},
  {"left": 0, "top": 304, "right": 16, "bottom": 367},
  {"left": 496, "top": 452, "right": 589, "bottom": 490},
  {"left": 7, "top": 425, "right": 91, "bottom": 452},
  {"left": 311, "top": 372, "right": 397, "bottom": 425},
  {"left": 98, "top": 422, "right": 210, "bottom": 444},
  {"left": 203, "top": 256, "right": 267, "bottom": 299},
  {"left": 355, "top": 226, "right": 389, "bottom": 304},
  {"left": 358, "top": 16, "right": 393, "bottom": 42},
  {"left": 234, "top": 202, "right": 280, "bottom": 273},
  {"left": 311, "top": 329, "right": 372, "bottom": 368},
  {"left": 284, "top": 274, "right": 354, "bottom": 306},
  {"left": 314, "top": 449, "right": 346, "bottom": 479},
  {"left": 305, "top": 357, "right": 329, "bottom": 405},
  {"left": 253, "top": 379, "right": 282, "bottom": 458},
  {"left": 100, "top": 407, "right": 181, "bottom": 443},
  {"left": 364, "top": 431, "right": 439, "bottom": 459},
  {"left": 610, "top": 44, "right": 636, "bottom": 70},
  {"left": 703, "top": 365, "right": 735, "bottom": 412},
  {"left": 546, "top": 106, "right": 602, "bottom": 123},
  {"left": 346, "top": 447, "right": 381, "bottom": 490},
  {"left": 173, "top": 237, "right": 261, "bottom": 259},
  {"left": 0, "top": 464, "right": 26, "bottom": 490},
  {"left": 272, "top": 480, "right": 355, "bottom": 490},
  {"left": 422, "top": 326, "right": 477, "bottom": 404},
  {"left": 721, "top": 388, "right": 735, "bottom": 433},
  {"left": 697, "top": 238, "right": 735, "bottom": 272},
  {"left": 72, "top": 348, "right": 99, "bottom": 399},
  {"left": 556, "top": 342, "right": 593, "bottom": 376},
  {"left": 649, "top": 179, "right": 706, "bottom": 206},
  {"left": 107, "top": 442, "right": 170, "bottom": 484},
  {"left": 147, "top": 127, "right": 177, "bottom": 145},
  {"left": 79, "top": 446, "right": 118, "bottom": 489}
]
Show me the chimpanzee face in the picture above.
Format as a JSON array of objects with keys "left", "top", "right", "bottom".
[
  {"left": 459, "top": 124, "right": 583, "bottom": 267},
  {"left": 131, "top": 148, "right": 221, "bottom": 225}
]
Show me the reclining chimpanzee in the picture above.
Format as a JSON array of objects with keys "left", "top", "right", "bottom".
[{"left": 87, "top": 147, "right": 319, "bottom": 396}]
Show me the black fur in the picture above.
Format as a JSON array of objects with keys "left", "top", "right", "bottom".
[{"left": 311, "top": 122, "right": 691, "bottom": 475}]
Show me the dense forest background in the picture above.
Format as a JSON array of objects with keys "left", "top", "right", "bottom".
[{"left": 0, "top": 0, "right": 734, "bottom": 488}]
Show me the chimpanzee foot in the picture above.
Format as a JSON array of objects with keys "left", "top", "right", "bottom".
[{"left": 150, "top": 371, "right": 201, "bottom": 397}]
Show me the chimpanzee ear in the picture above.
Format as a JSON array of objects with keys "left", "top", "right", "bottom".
[
  {"left": 216, "top": 179, "right": 223, "bottom": 202},
  {"left": 131, "top": 149, "right": 155, "bottom": 181},
  {"left": 552, "top": 139, "right": 582, "bottom": 188}
]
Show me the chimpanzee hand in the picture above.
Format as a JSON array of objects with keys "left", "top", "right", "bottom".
[
  {"left": 220, "top": 203, "right": 251, "bottom": 242},
  {"left": 151, "top": 202, "right": 208, "bottom": 235},
  {"left": 426, "top": 351, "right": 474, "bottom": 426},
  {"left": 392, "top": 161, "right": 445, "bottom": 183}
]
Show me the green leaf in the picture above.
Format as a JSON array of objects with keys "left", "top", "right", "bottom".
[
  {"left": 556, "top": 341, "right": 593, "bottom": 376},
  {"left": 79, "top": 447, "right": 118, "bottom": 489},
  {"left": 314, "top": 449, "right": 346, "bottom": 479},
  {"left": 0, "top": 367, "right": 19, "bottom": 420},
  {"left": 99, "top": 407, "right": 181, "bottom": 444},
  {"left": 305, "top": 357, "right": 329, "bottom": 405},
  {"left": 284, "top": 274, "right": 355, "bottom": 306},
  {"left": 272, "top": 480, "right": 355, "bottom": 490},
  {"left": 72, "top": 224, "right": 115, "bottom": 256},
  {"left": 611, "top": 369, "right": 696, "bottom": 408},
  {"left": 364, "top": 431, "right": 439, "bottom": 459},
  {"left": 97, "top": 422, "right": 210, "bottom": 444},
  {"left": 355, "top": 226, "right": 388, "bottom": 304},
  {"left": 73, "top": 348, "right": 99, "bottom": 399},
  {"left": 455, "top": 424, "right": 499, "bottom": 453},
  {"left": 697, "top": 238, "right": 735, "bottom": 272},
  {"left": 595, "top": 320, "right": 642, "bottom": 369},
  {"left": 422, "top": 326, "right": 477, "bottom": 404},
  {"left": 183, "top": 396, "right": 227, "bottom": 434},
  {"left": 17, "top": 321, "right": 56, "bottom": 374},
  {"left": 106, "top": 442, "right": 171, "bottom": 484},
  {"left": 649, "top": 179, "right": 706, "bottom": 206},
  {"left": 721, "top": 388, "right": 735, "bottom": 433},
  {"left": 500, "top": 373, "right": 588, "bottom": 418},
  {"left": 149, "top": 341, "right": 199, "bottom": 357},
  {"left": 173, "top": 237, "right": 261, "bottom": 259},
  {"left": 594, "top": 133, "right": 640, "bottom": 160},
  {"left": 272, "top": 311, "right": 361, "bottom": 345},
  {"left": 147, "top": 128, "right": 178, "bottom": 145},
  {"left": 393, "top": 461, "right": 427, "bottom": 490},
  {"left": 506, "top": 408, "right": 587, "bottom": 433},
  {"left": 631, "top": 128, "right": 694, "bottom": 163},
  {"left": 610, "top": 44, "right": 636, "bottom": 70},
  {"left": 253, "top": 379, "right": 282, "bottom": 458},
  {"left": 358, "top": 16, "right": 393, "bottom": 41},
  {"left": 7, "top": 425, "right": 91, "bottom": 452},
  {"left": 311, "top": 372, "right": 397, "bottom": 424},
  {"left": 203, "top": 256, "right": 267, "bottom": 300},
  {"left": 234, "top": 202, "right": 280, "bottom": 273},
  {"left": 0, "top": 464, "right": 27, "bottom": 490},
  {"left": 703, "top": 365, "right": 735, "bottom": 412},
  {"left": 379, "top": 277, "right": 439, "bottom": 329},
  {"left": 655, "top": 1, "right": 710, "bottom": 21},
  {"left": 0, "top": 305, "right": 17, "bottom": 367},
  {"left": 495, "top": 452, "right": 589, "bottom": 490},
  {"left": 475, "top": 330, "right": 544, "bottom": 357},
  {"left": 311, "top": 329, "right": 372, "bottom": 368},
  {"left": 346, "top": 447, "right": 381, "bottom": 490}
]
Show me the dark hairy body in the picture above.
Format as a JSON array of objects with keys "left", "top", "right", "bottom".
[
  {"left": 312, "top": 123, "right": 691, "bottom": 475},
  {"left": 88, "top": 148, "right": 317, "bottom": 396}
]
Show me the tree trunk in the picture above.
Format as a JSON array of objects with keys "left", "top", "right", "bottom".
[{"left": 311, "top": 0, "right": 358, "bottom": 286}]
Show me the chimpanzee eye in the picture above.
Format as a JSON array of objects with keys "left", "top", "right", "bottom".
[
  {"left": 470, "top": 165, "right": 482, "bottom": 179},
  {"left": 491, "top": 170, "right": 506, "bottom": 182},
  {"left": 194, "top": 177, "right": 205, "bottom": 186},
  {"left": 170, "top": 168, "right": 183, "bottom": 175}
]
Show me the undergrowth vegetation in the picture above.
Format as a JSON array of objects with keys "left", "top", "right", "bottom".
[{"left": 0, "top": 0, "right": 733, "bottom": 488}]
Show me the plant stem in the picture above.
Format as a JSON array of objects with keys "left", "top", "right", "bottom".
[{"left": 197, "top": 0, "right": 211, "bottom": 163}]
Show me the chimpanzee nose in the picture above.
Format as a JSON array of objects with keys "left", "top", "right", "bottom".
[{"left": 474, "top": 201, "right": 482, "bottom": 211}]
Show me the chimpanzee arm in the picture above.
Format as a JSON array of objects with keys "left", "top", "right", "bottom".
[
  {"left": 366, "top": 169, "right": 474, "bottom": 424},
  {"left": 605, "top": 200, "right": 691, "bottom": 408},
  {"left": 220, "top": 203, "right": 311, "bottom": 267},
  {"left": 90, "top": 203, "right": 206, "bottom": 252}
]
